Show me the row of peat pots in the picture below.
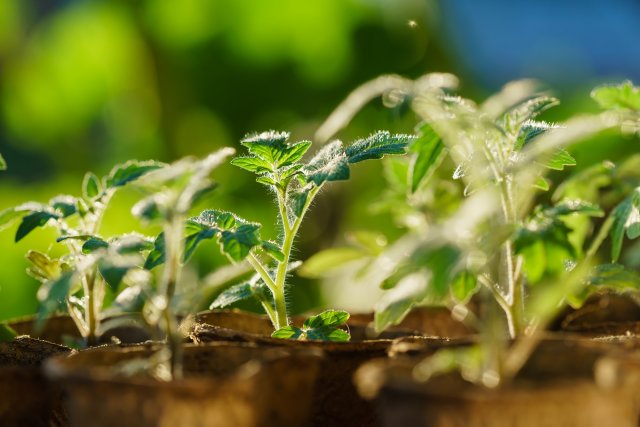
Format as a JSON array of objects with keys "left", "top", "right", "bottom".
[{"left": 2, "top": 295, "right": 640, "bottom": 427}]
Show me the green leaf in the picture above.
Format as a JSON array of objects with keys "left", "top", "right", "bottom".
[
  {"left": 306, "top": 327, "right": 350, "bottom": 342},
  {"left": 49, "top": 195, "right": 77, "bottom": 217},
  {"left": 256, "top": 176, "right": 278, "bottom": 187},
  {"left": 534, "top": 176, "right": 550, "bottom": 191},
  {"left": 112, "top": 234, "right": 154, "bottom": 254},
  {"left": 105, "top": 160, "right": 164, "bottom": 189},
  {"left": 410, "top": 123, "right": 444, "bottom": 193},
  {"left": 304, "top": 141, "right": 349, "bottom": 185},
  {"left": 586, "top": 263, "right": 640, "bottom": 291},
  {"left": 184, "top": 227, "right": 217, "bottom": 261},
  {"left": 98, "top": 262, "right": 130, "bottom": 292},
  {"left": 502, "top": 95, "right": 560, "bottom": 135},
  {"left": 15, "top": 211, "right": 60, "bottom": 242},
  {"left": 543, "top": 149, "right": 576, "bottom": 171},
  {"left": 0, "top": 202, "right": 49, "bottom": 232},
  {"left": 82, "top": 237, "right": 109, "bottom": 253},
  {"left": 0, "top": 153, "right": 6, "bottom": 171},
  {"left": 0, "top": 323, "right": 17, "bottom": 342},
  {"left": 591, "top": 81, "right": 640, "bottom": 111},
  {"left": 278, "top": 140, "right": 312, "bottom": 167},
  {"left": 25, "top": 250, "right": 64, "bottom": 283},
  {"left": 145, "top": 233, "right": 166, "bottom": 270},
  {"left": 261, "top": 240, "right": 285, "bottom": 262},
  {"left": 303, "top": 310, "right": 349, "bottom": 329},
  {"left": 240, "top": 131, "right": 291, "bottom": 164},
  {"left": 291, "top": 188, "right": 310, "bottom": 218},
  {"left": 450, "top": 271, "right": 478, "bottom": 303},
  {"left": 83, "top": 172, "right": 101, "bottom": 199},
  {"left": 516, "top": 121, "right": 559, "bottom": 149},
  {"left": 231, "top": 156, "right": 273, "bottom": 174},
  {"left": 219, "top": 223, "right": 262, "bottom": 262},
  {"left": 374, "top": 272, "right": 429, "bottom": 333},
  {"left": 210, "top": 282, "right": 254, "bottom": 309},
  {"left": 272, "top": 326, "right": 304, "bottom": 340},
  {"left": 298, "top": 247, "right": 367, "bottom": 278},
  {"left": 279, "top": 164, "right": 304, "bottom": 186},
  {"left": 37, "top": 271, "right": 75, "bottom": 330},
  {"left": 346, "top": 131, "right": 413, "bottom": 164},
  {"left": 611, "top": 188, "right": 640, "bottom": 262},
  {"left": 131, "top": 196, "right": 162, "bottom": 222},
  {"left": 193, "top": 210, "right": 238, "bottom": 230}
]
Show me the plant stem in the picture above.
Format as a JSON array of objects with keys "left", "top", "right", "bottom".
[
  {"left": 161, "top": 215, "right": 184, "bottom": 380},
  {"left": 498, "top": 177, "right": 524, "bottom": 338},
  {"left": 272, "top": 185, "right": 321, "bottom": 330}
]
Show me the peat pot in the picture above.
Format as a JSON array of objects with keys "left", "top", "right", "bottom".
[
  {"left": 0, "top": 336, "right": 71, "bottom": 427},
  {"left": 355, "top": 335, "right": 640, "bottom": 427},
  {"left": 45, "top": 341, "right": 322, "bottom": 427},
  {"left": 190, "top": 310, "right": 464, "bottom": 427}
]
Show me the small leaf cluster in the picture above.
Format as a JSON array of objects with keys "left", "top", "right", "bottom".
[
  {"left": 0, "top": 160, "right": 163, "bottom": 340},
  {"left": 271, "top": 310, "right": 350, "bottom": 342}
]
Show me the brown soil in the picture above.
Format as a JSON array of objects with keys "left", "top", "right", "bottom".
[
  {"left": 356, "top": 336, "right": 640, "bottom": 427},
  {"left": 0, "top": 336, "right": 71, "bottom": 427},
  {"left": 190, "top": 310, "right": 462, "bottom": 427},
  {"left": 46, "top": 342, "right": 321, "bottom": 427}
]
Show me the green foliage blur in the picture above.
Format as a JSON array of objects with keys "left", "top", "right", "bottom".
[
  {"left": 0, "top": 0, "right": 452, "bottom": 320},
  {"left": 0, "top": 0, "right": 635, "bottom": 321}
]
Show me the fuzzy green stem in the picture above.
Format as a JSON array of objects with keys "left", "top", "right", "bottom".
[
  {"left": 161, "top": 215, "right": 184, "bottom": 380},
  {"left": 271, "top": 185, "right": 321, "bottom": 330}
]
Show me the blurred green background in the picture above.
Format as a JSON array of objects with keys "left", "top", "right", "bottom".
[{"left": 1, "top": 0, "right": 639, "bottom": 320}]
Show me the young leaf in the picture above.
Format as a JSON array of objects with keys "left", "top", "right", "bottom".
[
  {"left": 346, "top": 131, "right": 413, "bottom": 164},
  {"left": 82, "top": 237, "right": 109, "bottom": 253},
  {"left": 131, "top": 196, "right": 163, "bottom": 223},
  {"left": 610, "top": 188, "right": 640, "bottom": 262},
  {"left": 502, "top": 96, "right": 560, "bottom": 134},
  {"left": 15, "top": 211, "right": 60, "bottom": 242},
  {"left": 591, "top": 81, "right": 640, "bottom": 111},
  {"left": 50, "top": 195, "right": 77, "bottom": 217},
  {"left": 586, "top": 263, "right": 640, "bottom": 291},
  {"left": 291, "top": 188, "right": 310, "bottom": 218},
  {"left": 83, "top": 172, "right": 102, "bottom": 199},
  {"left": 278, "top": 141, "right": 312, "bottom": 167},
  {"left": 37, "top": 271, "right": 75, "bottom": 329},
  {"left": 219, "top": 223, "right": 262, "bottom": 262},
  {"left": 194, "top": 210, "right": 237, "bottom": 230},
  {"left": 542, "top": 149, "right": 576, "bottom": 171},
  {"left": 410, "top": 123, "right": 445, "bottom": 193},
  {"left": 98, "top": 262, "right": 130, "bottom": 292},
  {"left": 184, "top": 227, "right": 217, "bottom": 261},
  {"left": 451, "top": 271, "right": 478, "bottom": 303},
  {"left": 256, "top": 176, "right": 278, "bottom": 187},
  {"left": 145, "top": 233, "right": 166, "bottom": 270},
  {"left": 272, "top": 326, "right": 304, "bottom": 340},
  {"left": 305, "top": 327, "right": 350, "bottom": 342},
  {"left": 240, "top": 131, "right": 291, "bottom": 164},
  {"left": 112, "top": 234, "right": 154, "bottom": 254},
  {"left": 374, "top": 272, "right": 429, "bottom": 333},
  {"left": 210, "top": 282, "right": 254, "bottom": 309},
  {"left": 303, "top": 310, "right": 349, "bottom": 329},
  {"left": 230, "top": 156, "right": 273, "bottom": 174},
  {"left": 25, "top": 250, "right": 64, "bottom": 283},
  {"left": 304, "top": 141, "right": 350, "bottom": 185},
  {"left": 260, "top": 240, "right": 285, "bottom": 262},
  {"left": 105, "top": 160, "right": 164, "bottom": 189}
]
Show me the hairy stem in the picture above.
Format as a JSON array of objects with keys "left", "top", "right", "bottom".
[
  {"left": 161, "top": 215, "right": 184, "bottom": 380},
  {"left": 271, "top": 185, "right": 321, "bottom": 330}
]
